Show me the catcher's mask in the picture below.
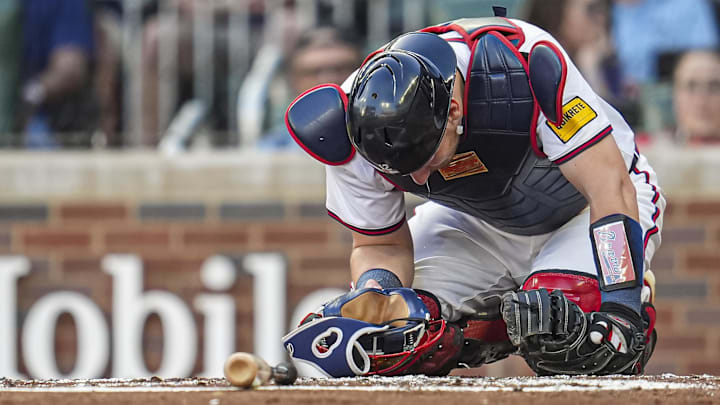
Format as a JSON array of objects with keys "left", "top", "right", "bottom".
[
  {"left": 347, "top": 32, "right": 457, "bottom": 175},
  {"left": 281, "top": 288, "right": 447, "bottom": 377}
]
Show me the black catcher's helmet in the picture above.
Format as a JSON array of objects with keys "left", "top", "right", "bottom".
[{"left": 347, "top": 32, "right": 457, "bottom": 175}]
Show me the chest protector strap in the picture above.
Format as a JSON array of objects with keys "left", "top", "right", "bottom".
[
  {"left": 421, "top": 17, "right": 526, "bottom": 47},
  {"left": 285, "top": 84, "right": 355, "bottom": 165},
  {"left": 423, "top": 18, "right": 536, "bottom": 146},
  {"left": 422, "top": 17, "right": 567, "bottom": 158}
]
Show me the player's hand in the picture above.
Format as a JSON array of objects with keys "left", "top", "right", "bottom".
[{"left": 587, "top": 302, "right": 646, "bottom": 355}]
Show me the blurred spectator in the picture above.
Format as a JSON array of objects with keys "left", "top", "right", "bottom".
[
  {"left": 142, "top": 0, "right": 198, "bottom": 147},
  {"left": 92, "top": 0, "right": 124, "bottom": 147},
  {"left": 524, "top": 0, "right": 625, "bottom": 105},
  {"left": 20, "top": 0, "right": 95, "bottom": 148},
  {"left": 142, "top": 0, "right": 269, "bottom": 147},
  {"left": 612, "top": 0, "right": 719, "bottom": 85},
  {"left": 0, "top": 0, "right": 21, "bottom": 146},
  {"left": 257, "top": 27, "right": 362, "bottom": 149},
  {"left": 657, "top": 49, "right": 720, "bottom": 145}
]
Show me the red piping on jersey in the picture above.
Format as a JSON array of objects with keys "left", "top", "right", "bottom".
[
  {"left": 528, "top": 40, "right": 567, "bottom": 126},
  {"left": 552, "top": 125, "right": 612, "bottom": 164},
  {"left": 462, "top": 37, "right": 479, "bottom": 139},
  {"left": 420, "top": 20, "right": 524, "bottom": 46},
  {"left": 499, "top": 17, "right": 526, "bottom": 48},
  {"left": 529, "top": 105, "right": 545, "bottom": 158},
  {"left": 631, "top": 158, "right": 662, "bottom": 250},
  {"left": 285, "top": 83, "right": 355, "bottom": 166},
  {"left": 484, "top": 31, "right": 531, "bottom": 85},
  {"left": 327, "top": 210, "right": 406, "bottom": 236},
  {"left": 421, "top": 24, "right": 471, "bottom": 43}
]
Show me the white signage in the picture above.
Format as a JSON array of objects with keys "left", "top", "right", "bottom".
[{"left": 0, "top": 253, "right": 344, "bottom": 379}]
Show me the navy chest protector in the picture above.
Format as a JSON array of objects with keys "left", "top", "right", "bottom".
[{"left": 285, "top": 17, "right": 587, "bottom": 236}]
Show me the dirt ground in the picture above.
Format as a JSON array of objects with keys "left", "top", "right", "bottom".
[{"left": 1, "top": 374, "right": 718, "bottom": 405}]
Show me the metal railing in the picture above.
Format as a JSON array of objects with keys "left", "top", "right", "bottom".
[
  {"left": 124, "top": 0, "right": 419, "bottom": 151},
  {"left": 0, "top": 0, "right": 521, "bottom": 152},
  {"left": 117, "top": 0, "right": 526, "bottom": 151}
]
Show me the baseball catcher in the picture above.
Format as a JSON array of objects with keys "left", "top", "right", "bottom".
[{"left": 282, "top": 7, "right": 663, "bottom": 377}]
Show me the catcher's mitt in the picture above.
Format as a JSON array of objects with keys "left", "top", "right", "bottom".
[{"left": 501, "top": 288, "right": 655, "bottom": 375}]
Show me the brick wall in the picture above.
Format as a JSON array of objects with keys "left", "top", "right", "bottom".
[
  {"left": 6, "top": 199, "right": 352, "bottom": 376},
  {"left": 643, "top": 199, "right": 720, "bottom": 375},
  {"left": 1, "top": 148, "right": 719, "bottom": 377}
]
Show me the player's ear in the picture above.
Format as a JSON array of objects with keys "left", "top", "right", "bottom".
[{"left": 448, "top": 99, "right": 463, "bottom": 125}]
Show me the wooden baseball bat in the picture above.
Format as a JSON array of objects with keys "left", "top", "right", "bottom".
[{"left": 223, "top": 352, "right": 298, "bottom": 388}]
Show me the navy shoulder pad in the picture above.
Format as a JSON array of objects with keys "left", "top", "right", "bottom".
[
  {"left": 528, "top": 41, "right": 567, "bottom": 126},
  {"left": 285, "top": 84, "right": 355, "bottom": 165}
]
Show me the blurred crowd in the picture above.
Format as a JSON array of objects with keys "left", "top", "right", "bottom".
[{"left": 0, "top": 0, "right": 719, "bottom": 150}]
